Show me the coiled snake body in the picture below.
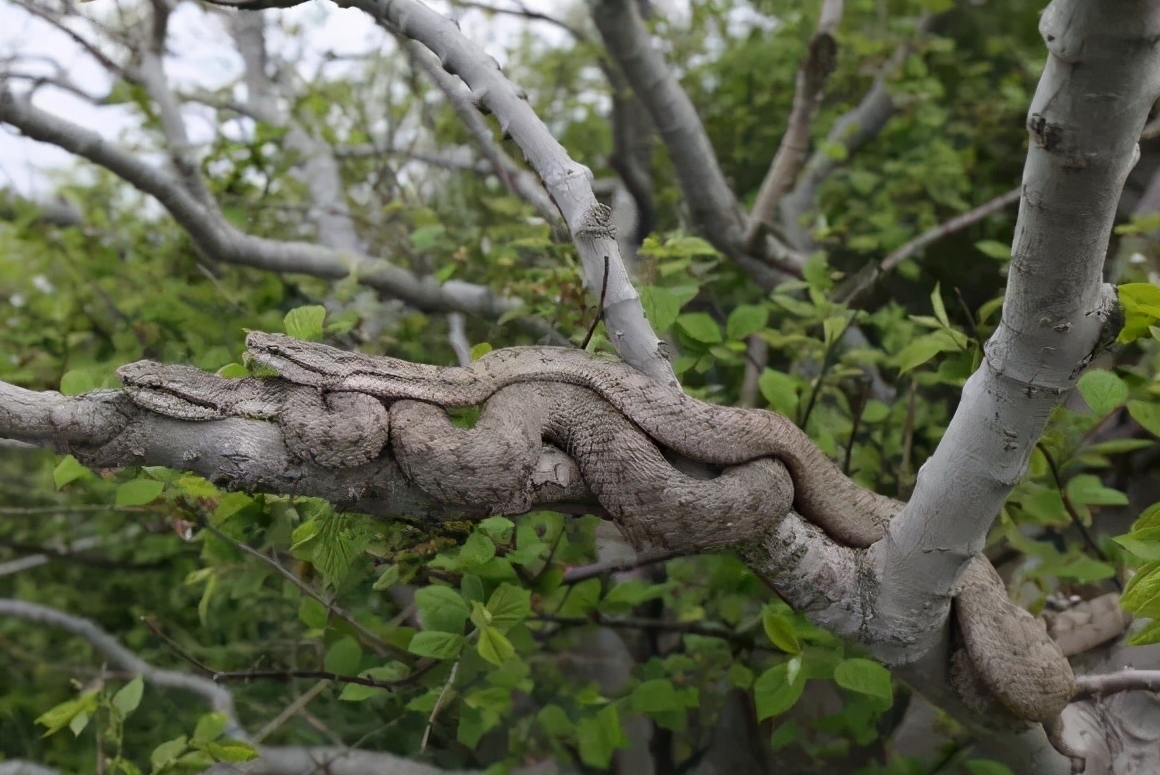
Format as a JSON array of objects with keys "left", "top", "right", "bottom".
[{"left": 119, "top": 332, "right": 1076, "bottom": 737}]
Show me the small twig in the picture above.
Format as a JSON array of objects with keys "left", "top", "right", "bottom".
[
  {"left": 836, "top": 186, "right": 1021, "bottom": 305},
  {"left": 211, "top": 669, "right": 406, "bottom": 689},
  {"left": 799, "top": 314, "right": 854, "bottom": 428},
  {"left": 253, "top": 680, "right": 332, "bottom": 744},
  {"left": 534, "top": 613, "right": 749, "bottom": 644},
  {"left": 738, "top": 334, "right": 769, "bottom": 408},
  {"left": 1073, "top": 669, "right": 1160, "bottom": 701},
  {"left": 200, "top": 523, "right": 406, "bottom": 659},
  {"left": 562, "top": 549, "right": 682, "bottom": 584},
  {"left": 1035, "top": 444, "right": 1120, "bottom": 589},
  {"left": 580, "top": 255, "right": 611, "bottom": 350},
  {"left": 843, "top": 377, "right": 871, "bottom": 475},
  {"left": 744, "top": 0, "right": 844, "bottom": 250},
  {"left": 420, "top": 659, "right": 460, "bottom": 752},
  {"left": 447, "top": 312, "right": 472, "bottom": 367}
]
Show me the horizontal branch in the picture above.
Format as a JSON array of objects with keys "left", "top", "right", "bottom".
[
  {"left": 0, "top": 598, "right": 241, "bottom": 732},
  {"left": 0, "top": 87, "right": 535, "bottom": 323}
]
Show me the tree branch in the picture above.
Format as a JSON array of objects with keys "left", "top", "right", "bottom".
[
  {"left": 0, "top": 598, "right": 242, "bottom": 733},
  {"left": 0, "top": 87, "right": 534, "bottom": 322},
  {"left": 779, "top": 14, "right": 934, "bottom": 251},
  {"left": 864, "top": 1, "right": 1160, "bottom": 763},
  {"left": 744, "top": 0, "right": 844, "bottom": 250},
  {"left": 349, "top": 0, "right": 674, "bottom": 382}
]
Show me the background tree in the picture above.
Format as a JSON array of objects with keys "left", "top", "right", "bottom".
[{"left": 2, "top": 1, "right": 1160, "bottom": 775}]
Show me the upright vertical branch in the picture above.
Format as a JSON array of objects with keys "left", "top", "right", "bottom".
[
  {"left": 869, "top": 0, "right": 1160, "bottom": 712},
  {"left": 744, "top": 0, "right": 844, "bottom": 251}
]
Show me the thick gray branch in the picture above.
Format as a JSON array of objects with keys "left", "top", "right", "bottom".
[{"left": 867, "top": 2, "right": 1160, "bottom": 769}]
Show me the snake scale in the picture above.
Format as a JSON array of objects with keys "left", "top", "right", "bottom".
[{"left": 118, "top": 332, "right": 1077, "bottom": 737}]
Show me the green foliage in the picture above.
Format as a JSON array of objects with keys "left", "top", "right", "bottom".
[{"left": 3, "top": 1, "right": 1159, "bottom": 772}]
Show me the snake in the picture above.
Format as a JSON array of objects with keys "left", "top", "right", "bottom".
[{"left": 118, "top": 331, "right": 1077, "bottom": 737}]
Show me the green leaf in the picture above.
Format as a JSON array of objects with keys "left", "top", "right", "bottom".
[
  {"left": 675, "top": 312, "right": 722, "bottom": 344},
  {"left": 1077, "top": 370, "right": 1129, "bottom": 415},
  {"left": 833, "top": 658, "right": 893, "bottom": 701},
  {"left": 577, "top": 704, "right": 628, "bottom": 768},
  {"left": 324, "top": 637, "right": 362, "bottom": 675},
  {"left": 1065, "top": 474, "right": 1127, "bottom": 507},
  {"left": 1128, "top": 400, "right": 1160, "bottom": 437},
  {"left": 192, "top": 712, "right": 229, "bottom": 744},
  {"left": 372, "top": 564, "right": 400, "bottom": 591},
  {"left": 112, "top": 676, "right": 144, "bottom": 717},
  {"left": 53, "top": 455, "right": 92, "bottom": 489},
  {"left": 761, "top": 608, "right": 802, "bottom": 654},
  {"left": 754, "top": 661, "right": 806, "bottom": 720},
  {"left": 59, "top": 369, "right": 98, "bottom": 396},
  {"left": 150, "top": 736, "right": 189, "bottom": 770},
  {"left": 408, "top": 631, "right": 465, "bottom": 660},
  {"left": 338, "top": 683, "right": 387, "bottom": 702},
  {"left": 1117, "top": 282, "right": 1160, "bottom": 343},
  {"left": 415, "top": 584, "right": 469, "bottom": 633},
  {"left": 639, "top": 286, "right": 683, "bottom": 332},
  {"left": 459, "top": 531, "right": 497, "bottom": 568},
  {"left": 478, "top": 516, "right": 515, "bottom": 543},
  {"left": 203, "top": 741, "right": 259, "bottom": 763},
  {"left": 963, "top": 759, "right": 1016, "bottom": 775},
  {"left": 35, "top": 692, "right": 98, "bottom": 737},
  {"left": 477, "top": 626, "right": 515, "bottom": 666},
  {"left": 1114, "top": 533, "right": 1160, "bottom": 562},
  {"left": 974, "top": 240, "right": 1011, "bottom": 260},
  {"left": 726, "top": 304, "right": 767, "bottom": 341},
  {"left": 894, "top": 330, "right": 962, "bottom": 374},
  {"left": 471, "top": 342, "right": 493, "bottom": 360},
  {"left": 1133, "top": 501, "right": 1160, "bottom": 531},
  {"left": 283, "top": 305, "right": 327, "bottom": 341},
  {"left": 556, "top": 578, "right": 601, "bottom": 617},
  {"left": 930, "top": 283, "right": 949, "bottom": 327},
  {"left": 461, "top": 574, "right": 486, "bottom": 605},
  {"left": 1127, "top": 617, "right": 1160, "bottom": 646},
  {"left": 298, "top": 598, "right": 328, "bottom": 630},
  {"left": 115, "top": 479, "right": 164, "bottom": 507},
  {"left": 757, "top": 368, "right": 800, "bottom": 419},
  {"left": 486, "top": 583, "right": 531, "bottom": 632},
  {"left": 631, "top": 679, "right": 682, "bottom": 713}
]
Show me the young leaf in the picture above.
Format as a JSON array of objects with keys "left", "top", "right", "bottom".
[
  {"left": 754, "top": 661, "right": 806, "bottom": 720},
  {"left": 115, "top": 479, "right": 164, "bottom": 507},
  {"left": 1077, "top": 370, "right": 1129, "bottom": 415},
  {"left": 407, "top": 631, "right": 466, "bottom": 660},
  {"left": 477, "top": 626, "right": 515, "bottom": 666},
  {"left": 112, "top": 676, "right": 144, "bottom": 717},
  {"left": 324, "top": 637, "right": 362, "bottom": 675},
  {"left": 761, "top": 607, "right": 802, "bottom": 654},
  {"left": 833, "top": 658, "right": 893, "bottom": 701},
  {"left": 283, "top": 305, "right": 327, "bottom": 341}
]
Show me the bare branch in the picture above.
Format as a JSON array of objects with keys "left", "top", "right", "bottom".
[
  {"left": 589, "top": 0, "right": 804, "bottom": 285},
  {"left": 349, "top": 0, "right": 673, "bottom": 381},
  {"left": 0, "top": 598, "right": 241, "bottom": 731},
  {"left": 448, "top": 0, "right": 589, "bottom": 42},
  {"left": 1074, "top": 670, "right": 1160, "bottom": 701},
  {"left": 0, "top": 88, "right": 536, "bottom": 322},
  {"left": 402, "top": 41, "right": 562, "bottom": 229},
  {"left": 744, "top": 0, "right": 843, "bottom": 250},
  {"left": 780, "top": 14, "right": 934, "bottom": 250},
  {"left": 834, "top": 186, "right": 1021, "bottom": 305}
]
